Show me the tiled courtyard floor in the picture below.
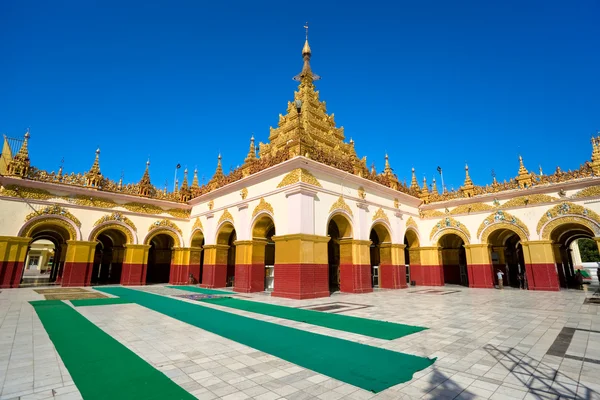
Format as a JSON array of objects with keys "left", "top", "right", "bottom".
[{"left": 1, "top": 285, "right": 599, "bottom": 400}]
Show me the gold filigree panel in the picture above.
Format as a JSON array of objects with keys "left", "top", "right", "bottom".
[
  {"left": 252, "top": 198, "right": 274, "bottom": 219},
  {"left": 541, "top": 216, "right": 600, "bottom": 240},
  {"left": 0, "top": 185, "right": 54, "bottom": 200},
  {"left": 406, "top": 216, "right": 418, "bottom": 231},
  {"left": 477, "top": 210, "right": 530, "bottom": 242},
  {"left": 573, "top": 186, "right": 600, "bottom": 199},
  {"left": 500, "top": 194, "right": 556, "bottom": 209},
  {"left": 192, "top": 217, "right": 203, "bottom": 232},
  {"left": 148, "top": 219, "right": 183, "bottom": 236},
  {"left": 329, "top": 196, "right": 353, "bottom": 217},
  {"left": 240, "top": 188, "right": 248, "bottom": 199},
  {"left": 93, "top": 212, "right": 136, "bottom": 231},
  {"left": 536, "top": 202, "right": 600, "bottom": 234},
  {"left": 372, "top": 208, "right": 390, "bottom": 224},
  {"left": 218, "top": 209, "right": 234, "bottom": 225},
  {"left": 430, "top": 217, "right": 471, "bottom": 242},
  {"left": 277, "top": 168, "right": 322, "bottom": 188},
  {"left": 449, "top": 203, "right": 494, "bottom": 215},
  {"left": 420, "top": 209, "right": 444, "bottom": 218},
  {"left": 25, "top": 205, "right": 81, "bottom": 228}
]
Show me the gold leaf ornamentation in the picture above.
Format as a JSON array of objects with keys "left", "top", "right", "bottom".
[
  {"left": 0, "top": 185, "right": 54, "bottom": 200},
  {"left": 93, "top": 212, "right": 137, "bottom": 231},
  {"left": 536, "top": 202, "right": 600, "bottom": 237},
  {"left": 430, "top": 217, "right": 471, "bottom": 242},
  {"left": 25, "top": 204, "right": 81, "bottom": 227},
  {"left": 329, "top": 196, "right": 353, "bottom": 217},
  {"left": 218, "top": 209, "right": 234, "bottom": 225},
  {"left": 240, "top": 188, "right": 248, "bottom": 200},
  {"left": 69, "top": 195, "right": 117, "bottom": 208},
  {"left": 192, "top": 217, "right": 203, "bottom": 231},
  {"left": 406, "top": 216, "right": 418, "bottom": 230},
  {"left": 500, "top": 194, "right": 556, "bottom": 209},
  {"left": 394, "top": 198, "right": 399, "bottom": 209},
  {"left": 449, "top": 203, "right": 494, "bottom": 215},
  {"left": 477, "top": 210, "right": 530, "bottom": 242},
  {"left": 208, "top": 200, "right": 214, "bottom": 210},
  {"left": 541, "top": 217, "right": 600, "bottom": 240},
  {"left": 21, "top": 218, "right": 77, "bottom": 241},
  {"left": 357, "top": 187, "right": 366, "bottom": 200},
  {"left": 372, "top": 208, "right": 390, "bottom": 224},
  {"left": 421, "top": 209, "right": 445, "bottom": 218},
  {"left": 252, "top": 198, "right": 274, "bottom": 219},
  {"left": 573, "top": 186, "right": 600, "bottom": 199},
  {"left": 277, "top": 168, "right": 322, "bottom": 188},
  {"left": 148, "top": 219, "right": 183, "bottom": 236}
]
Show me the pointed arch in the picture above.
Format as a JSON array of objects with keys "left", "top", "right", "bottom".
[
  {"left": 326, "top": 211, "right": 353, "bottom": 238},
  {"left": 89, "top": 221, "right": 136, "bottom": 244},
  {"left": 19, "top": 215, "right": 81, "bottom": 241},
  {"left": 477, "top": 211, "right": 530, "bottom": 243},
  {"left": 144, "top": 228, "right": 182, "bottom": 247}
]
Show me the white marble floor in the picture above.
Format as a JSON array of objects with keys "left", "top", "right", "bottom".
[{"left": 0, "top": 285, "right": 599, "bottom": 400}]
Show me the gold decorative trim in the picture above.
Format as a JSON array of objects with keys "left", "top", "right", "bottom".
[
  {"left": 122, "top": 202, "right": 189, "bottom": 219},
  {"left": 393, "top": 198, "right": 399, "bottom": 209},
  {"left": 218, "top": 209, "right": 234, "bottom": 225},
  {"left": 192, "top": 217, "right": 203, "bottom": 232},
  {"left": 500, "top": 194, "right": 556, "bottom": 209},
  {"left": 449, "top": 203, "right": 494, "bottom": 215},
  {"left": 430, "top": 217, "right": 471, "bottom": 241},
  {"left": 357, "top": 187, "right": 366, "bottom": 200},
  {"left": 573, "top": 186, "right": 600, "bottom": 199},
  {"left": 93, "top": 212, "right": 136, "bottom": 231},
  {"left": 208, "top": 200, "right": 214, "bottom": 210},
  {"left": 420, "top": 209, "right": 445, "bottom": 218},
  {"left": 541, "top": 216, "right": 600, "bottom": 240},
  {"left": 372, "top": 208, "right": 390, "bottom": 224},
  {"left": 329, "top": 196, "right": 353, "bottom": 217},
  {"left": 240, "top": 188, "right": 248, "bottom": 200},
  {"left": 477, "top": 210, "right": 530, "bottom": 242},
  {"left": 0, "top": 185, "right": 54, "bottom": 200},
  {"left": 277, "top": 168, "right": 322, "bottom": 188},
  {"left": 144, "top": 228, "right": 182, "bottom": 247},
  {"left": 89, "top": 223, "right": 134, "bottom": 244},
  {"left": 252, "top": 198, "right": 274, "bottom": 219},
  {"left": 406, "top": 216, "right": 418, "bottom": 231},
  {"left": 25, "top": 204, "right": 81, "bottom": 227},
  {"left": 536, "top": 202, "right": 600, "bottom": 235},
  {"left": 148, "top": 219, "right": 183, "bottom": 236},
  {"left": 21, "top": 218, "right": 77, "bottom": 241}
]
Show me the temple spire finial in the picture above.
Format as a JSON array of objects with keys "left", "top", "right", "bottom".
[
  {"left": 516, "top": 155, "right": 533, "bottom": 189},
  {"left": 410, "top": 167, "right": 419, "bottom": 191},
  {"left": 138, "top": 158, "right": 152, "bottom": 196},
  {"left": 245, "top": 135, "right": 257, "bottom": 163},
  {"left": 85, "top": 147, "right": 103, "bottom": 188},
  {"left": 191, "top": 167, "right": 199, "bottom": 189},
  {"left": 7, "top": 129, "right": 32, "bottom": 177},
  {"left": 293, "top": 23, "right": 320, "bottom": 82}
]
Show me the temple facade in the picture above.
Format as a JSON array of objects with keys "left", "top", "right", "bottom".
[{"left": 1, "top": 37, "right": 600, "bottom": 299}]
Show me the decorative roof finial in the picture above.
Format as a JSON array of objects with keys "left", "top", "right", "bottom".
[
  {"left": 138, "top": 158, "right": 152, "bottom": 196},
  {"left": 410, "top": 167, "right": 419, "bottom": 191},
  {"left": 191, "top": 167, "right": 200, "bottom": 189},
  {"left": 431, "top": 177, "right": 439, "bottom": 195},
  {"left": 516, "top": 155, "right": 533, "bottom": 189},
  {"left": 245, "top": 135, "right": 257, "bottom": 163},
  {"left": 293, "top": 22, "right": 320, "bottom": 82},
  {"left": 85, "top": 147, "right": 103, "bottom": 188}
]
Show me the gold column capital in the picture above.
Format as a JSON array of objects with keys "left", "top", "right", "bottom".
[
  {"left": 272, "top": 234, "right": 330, "bottom": 243},
  {"left": 0, "top": 236, "right": 32, "bottom": 245}
]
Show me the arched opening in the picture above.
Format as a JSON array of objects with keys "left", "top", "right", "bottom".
[
  {"left": 216, "top": 223, "right": 237, "bottom": 288},
  {"left": 147, "top": 234, "right": 174, "bottom": 284},
  {"left": 21, "top": 224, "right": 71, "bottom": 287},
  {"left": 549, "top": 222, "right": 597, "bottom": 289},
  {"left": 404, "top": 229, "right": 420, "bottom": 286},
  {"left": 327, "top": 214, "right": 352, "bottom": 293},
  {"left": 91, "top": 229, "right": 127, "bottom": 285},
  {"left": 252, "top": 215, "right": 276, "bottom": 291},
  {"left": 190, "top": 231, "right": 205, "bottom": 285},
  {"left": 438, "top": 233, "right": 468, "bottom": 286},
  {"left": 369, "top": 223, "right": 392, "bottom": 288},
  {"left": 488, "top": 229, "right": 526, "bottom": 289}
]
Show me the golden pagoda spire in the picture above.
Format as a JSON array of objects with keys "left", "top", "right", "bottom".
[
  {"left": 420, "top": 176, "right": 430, "bottom": 203},
  {"left": 181, "top": 168, "right": 189, "bottom": 190},
  {"left": 179, "top": 168, "right": 191, "bottom": 201},
  {"left": 516, "top": 155, "right": 533, "bottom": 189},
  {"left": 410, "top": 168, "right": 419, "bottom": 191},
  {"left": 383, "top": 154, "right": 393, "bottom": 175},
  {"left": 138, "top": 159, "right": 152, "bottom": 197},
  {"left": 208, "top": 154, "right": 224, "bottom": 189},
  {"left": 431, "top": 177, "right": 439, "bottom": 195},
  {"left": 461, "top": 164, "right": 475, "bottom": 198},
  {"left": 191, "top": 167, "right": 200, "bottom": 189},
  {"left": 7, "top": 130, "right": 31, "bottom": 177},
  {"left": 591, "top": 134, "right": 600, "bottom": 175},
  {"left": 245, "top": 135, "right": 257, "bottom": 163},
  {"left": 85, "top": 147, "right": 103, "bottom": 188}
]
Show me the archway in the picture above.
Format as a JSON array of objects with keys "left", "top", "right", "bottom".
[
  {"left": 369, "top": 223, "right": 392, "bottom": 288},
  {"left": 438, "top": 233, "right": 468, "bottom": 286},
  {"left": 190, "top": 230, "right": 205, "bottom": 284},
  {"left": 404, "top": 229, "right": 420, "bottom": 285},
  {"left": 20, "top": 223, "right": 71, "bottom": 287},
  {"left": 146, "top": 234, "right": 174, "bottom": 284},
  {"left": 216, "top": 222, "right": 236, "bottom": 287},
  {"left": 252, "top": 214, "right": 275, "bottom": 291},
  {"left": 487, "top": 229, "right": 526, "bottom": 289},
  {"left": 91, "top": 229, "right": 127, "bottom": 285},
  {"left": 327, "top": 213, "right": 352, "bottom": 293}
]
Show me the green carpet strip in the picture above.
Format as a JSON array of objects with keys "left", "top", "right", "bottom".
[
  {"left": 30, "top": 300, "right": 194, "bottom": 400},
  {"left": 71, "top": 297, "right": 132, "bottom": 307},
  {"left": 167, "top": 285, "right": 235, "bottom": 295},
  {"left": 96, "top": 287, "right": 435, "bottom": 393},
  {"left": 196, "top": 296, "right": 426, "bottom": 340}
]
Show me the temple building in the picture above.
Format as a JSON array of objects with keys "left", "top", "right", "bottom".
[{"left": 1, "top": 37, "right": 600, "bottom": 298}]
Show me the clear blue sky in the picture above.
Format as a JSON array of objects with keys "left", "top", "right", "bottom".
[{"left": 1, "top": 0, "right": 599, "bottom": 191}]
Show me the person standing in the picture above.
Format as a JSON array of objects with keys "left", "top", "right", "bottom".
[{"left": 496, "top": 269, "right": 504, "bottom": 289}]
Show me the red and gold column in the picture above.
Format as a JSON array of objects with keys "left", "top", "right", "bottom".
[
  {"left": 379, "top": 243, "right": 407, "bottom": 289},
  {"left": 271, "top": 234, "right": 330, "bottom": 300},
  {"left": 339, "top": 239, "right": 372, "bottom": 294},
  {"left": 407, "top": 247, "right": 421, "bottom": 285},
  {"left": 465, "top": 244, "right": 494, "bottom": 288},
  {"left": 0, "top": 236, "right": 31, "bottom": 288},
  {"left": 411, "top": 247, "right": 443, "bottom": 286},
  {"left": 200, "top": 244, "right": 229, "bottom": 288},
  {"left": 234, "top": 239, "right": 267, "bottom": 293},
  {"left": 522, "top": 240, "right": 560, "bottom": 291},
  {"left": 62, "top": 241, "right": 97, "bottom": 287},
  {"left": 121, "top": 244, "right": 150, "bottom": 286},
  {"left": 169, "top": 247, "right": 203, "bottom": 285}
]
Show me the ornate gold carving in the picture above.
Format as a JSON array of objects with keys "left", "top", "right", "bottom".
[
  {"left": 329, "top": 196, "right": 353, "bottom": 217},
  {"left": 277, "top": 168, "right": 322, "bottom": 188},
  {"left": 500, "top": 194, "right": 556, "bottom": 208},
  {"left": 477, "top": 210, "right": 530, "bottom": 241},
  {"left": 537, "top": 202, "right": 600, "bottom": 237},
  {"left": 541, "top": 216, "right": 600, "bottom": 240},
  {"left": 449, "top": 203, "right": 494, "bottom": 215},
  {"left": 574, "top": 186, "right": 600, "bottom": 199},
  {"left": 357, "top": 186, "right": 366, "bottom": 200},
  {"left": 94, "top": 212, "right": 136, "bottom": 231},
  {"left": 192, "top": 217, "right": 203, "bottom": 232},
  {"left": 372, "top": 208, "right": 390, "bottom": 224},
  {"left": 90, "top": 223, "right": 134, "bottom": 244},
  {"left": 394, "top": 198, "right": 399, "bottom": 209},
  {"left": 0, "top": 185, "right": 54, "bottom": 200},
  {"left": 218, "top": 209, "right": 234, "bottom": 225},
  {"left": 406, "top": 216, "right": 418, "bottom": 230},
  {"left": 25, "top": 204, "right": 81, "bottom": 227},
  {"left": 252, "top": 198, "right": 275, "bottom": 218},
  {"left": 421, "top": 209, "right": 445, "bottom": 218},
  {"left": 208, "top": 200, "right": 214, "bottom": 210},
  {"left": 122, "top": 202, "right": 189, "bottom": 219},
  {"left": 240, "top": 188, "right": 248, "bottom": 200},
  {"left": 430, "top": 217, "right": 471, "bottom": 241},
  {"left": 21, "top": 218, "right": 77, "bottom": 241},
  {"left": 148, "top": 219, "right": 183, "bottom": 236}
]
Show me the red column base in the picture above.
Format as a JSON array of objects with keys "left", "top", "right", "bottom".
[
  {"left": 271, "top": 263, "right": 329, "bottom": 300},
  {"left": 0, "top": 260, "right": 24, "bottom": 288},
  {"left": 120, "top": 263, "right": 146, "bottom": 286},
  {"left": 339, "top": 264, "right": 373, "bottom": 293},
  {"left": 169, "top": 264, "right": 190, "bottom": 285},
  {"left": 410, "top": 264, "right": 444, "bottom": 286},
  {"left": 200, "top": 264, "right": 227, "bottom": 288},
  {"left": 61, "top": 262, "right": 93, "bottom": 287},
  {"left": 526, "top": 263, "right": 560, "bottom": 291},
  {"left": 234, "top": 264, "right": 265, "bottom": 293},
  {"left": 380, "top": 264, "right": 407, "bottom": 289},
  {"left": 468, "top": 264, "right": 495, "bottom": 288}
]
